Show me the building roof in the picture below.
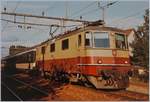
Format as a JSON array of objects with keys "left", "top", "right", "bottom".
[{"left": 124, "top": 28, "right": 135, "bottom": 36}]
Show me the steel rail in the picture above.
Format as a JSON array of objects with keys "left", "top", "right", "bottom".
[
  {"left": 1, "top": 81, "right": 23, "bottom": 101},
  {"left": 7, "top": 76, "right": 49, "bottom": 96}
]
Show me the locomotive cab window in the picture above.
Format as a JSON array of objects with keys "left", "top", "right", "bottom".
[
  {"left": 115, "top": 33, "right": 127, "bottom": 49},
  {"left": 62, "top": 39, "right": 69, "bottom": 50},
  {"left": 85, "top": 32, "right": 92, "bottom": 47},
  {"left": 93, "top": 32, "right": 109, "bottom": 48},
  {"left": 50, "top": 43, "right": 55, "bottom": 52}
]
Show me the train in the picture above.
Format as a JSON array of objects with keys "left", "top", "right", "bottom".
[
  {"left": 2, "top": 21, "right": 132, "bottom": 89},
  {"left": 2, "top": 49, "right": 36, "bottom": 72}
]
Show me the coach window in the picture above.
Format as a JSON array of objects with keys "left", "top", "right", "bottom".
[
  {"left": 115, "top": 33, "right": 126, "bottom": 49},
  {"left": 85, "top": 32, "right": 92, "bottom": 47},
  {"left": 93, "top": 32, "right": 109, "bottom": 48},
  {"left": 62, "top": 39, "right": 69, "bottom": 50},
  {"left": 78, "top": 35, "right": 82, "bottom": 46},
  {"left": 50, "top": 43, "right": 55, "bottom": 52}
]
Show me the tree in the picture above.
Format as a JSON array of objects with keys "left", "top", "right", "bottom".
[{"left": 130, "top": 9, "right": 149, "bottom": 69}]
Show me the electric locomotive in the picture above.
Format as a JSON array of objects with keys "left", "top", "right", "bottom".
[{"left": 36, "top": 23, "right": 131, "bottom": 89}]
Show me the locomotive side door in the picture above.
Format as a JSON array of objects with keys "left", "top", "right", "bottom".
[{"left": 77, "top": 34, "right": 82, "bottom": 73}]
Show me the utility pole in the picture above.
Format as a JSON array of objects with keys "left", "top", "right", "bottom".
[
  {"left": 98, "top": 1, "right": 118, "bottom": 22},
  {"left": 24, "top": 16, "right": 26, "bottom": 30},
  {"left": 28, "top": 53, "right": 31, "bottom": 70},
  {"left": 64, "top": 1, "right": 68, "bottom": 32}
]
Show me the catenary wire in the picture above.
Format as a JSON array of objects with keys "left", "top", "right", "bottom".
[
  {"left": 70, "top": 1, "right": 97, "bottom": 18},
  {"left": 2, "top": 0, "right": 22, "bottom": 33}
]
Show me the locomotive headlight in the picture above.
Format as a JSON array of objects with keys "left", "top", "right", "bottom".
[
  {"left": 124, "top": 61, "right": 128, "bottom": 64},
  {"left": 97, "top": 60, "right": 102, "bottom": 64}
]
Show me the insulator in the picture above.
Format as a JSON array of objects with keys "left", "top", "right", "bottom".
[
  {"left": 18, "top": 25, "right": 22, "bottom": 28},
  {"left": 27, "top": 26, "right": 31, "bottom": 29},
  {"left": 42, "top": 11, "right": 45, "bottom": 16},
  {"left": 80, "top": 16, "right": 82, "bottom": 20},
  {"left": 4, "top": 7, "right": 6, "bottom": 12}
]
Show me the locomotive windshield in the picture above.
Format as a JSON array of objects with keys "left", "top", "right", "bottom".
[
  {"left": 85, "top": 32, "right": 109, "bottom": 48},
  {"left": 93, "top": 32, "right": 109, "bottom": 48},
  {"left": 115, "top": 33, "right": 128, "bottom": 49}
]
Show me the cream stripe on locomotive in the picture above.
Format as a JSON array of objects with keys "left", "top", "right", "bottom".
[{"left": 86, "top": 49, "right": 129, "bottom": 58}]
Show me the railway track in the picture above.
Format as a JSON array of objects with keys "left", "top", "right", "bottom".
[
  {"left": 2, "top": 75, "right": 49, "bottom": 101},
  {"left": 1, "top": 81, "right": 23, "bottom": 101},
  {"left": 9, "top": 76, "right": 49, "bottom": 96},
  {"left": 2, "top": 73, "right": 149, "bottom": 101}
]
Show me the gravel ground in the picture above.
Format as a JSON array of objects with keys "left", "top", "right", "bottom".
[
  {"left": 1, "top": 72, "right": 149, "bottom": 101},
  {"left": 41, "top": 84, "right": 149, "bottom": 101}
]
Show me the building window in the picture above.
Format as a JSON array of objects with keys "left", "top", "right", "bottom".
[
  {"left": 85, "top": 32, "right": 92, "bottom": 47},
  {"left": 41, "top": 46, "right": 45, "bottom": 54},
  {"left": 50, "top": 43, "right": 55, "bottom": 52},
  {"left": 78, "top": 35, "right": 81, "bottom": 46},
  {"left": 62, "top": 39, "right": 69, "bottom": 50},
  {"left": 93, "top": 32, "right": 109, "bottom": 48},
  {"left": 115, "top": 33, "right": 126, "bottom": 49}
]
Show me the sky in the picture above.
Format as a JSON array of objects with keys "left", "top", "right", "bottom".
[{"left": 1, "top": 0, "right": 149, "bottom": 57}]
